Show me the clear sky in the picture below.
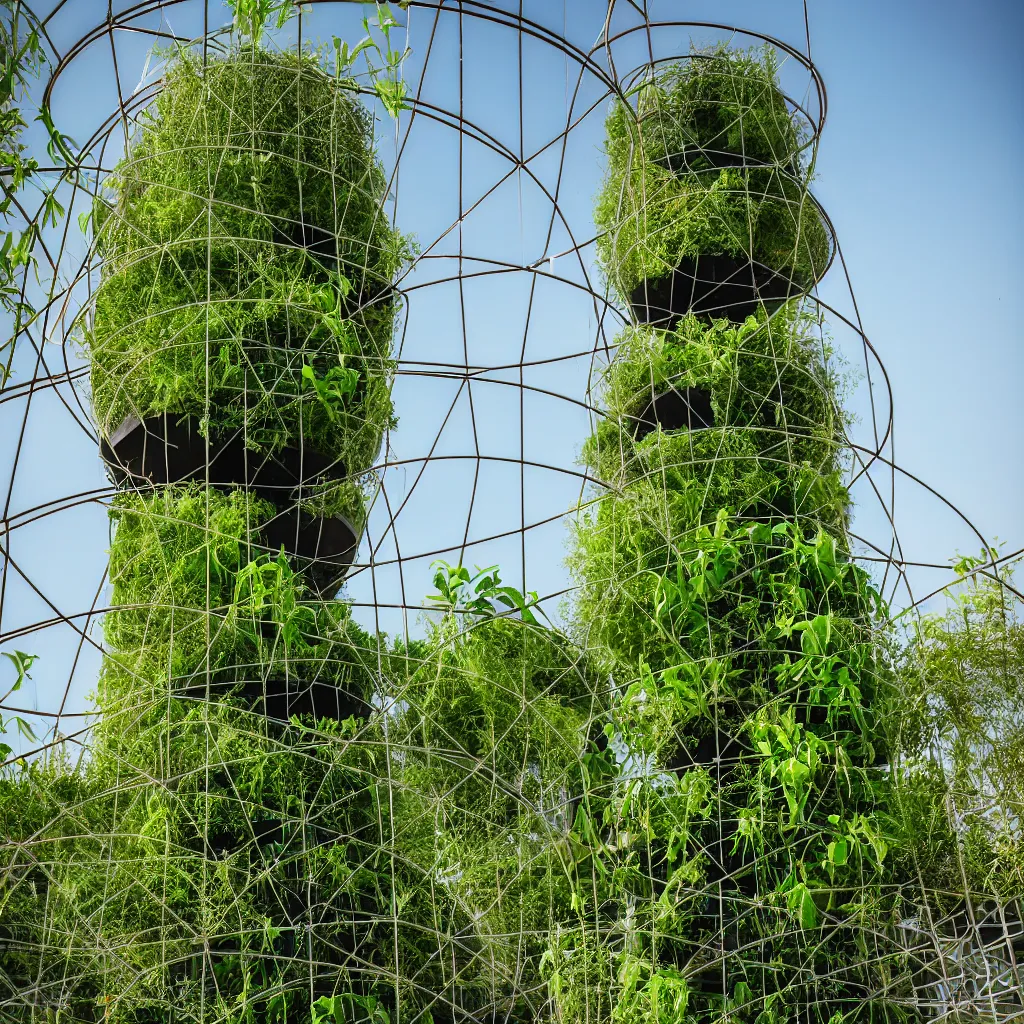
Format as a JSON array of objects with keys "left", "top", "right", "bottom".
[{"left": 0, "top": 0, "right": 1020, "bottom": 749}]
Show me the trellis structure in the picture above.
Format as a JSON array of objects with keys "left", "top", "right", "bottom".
[{"left": 0, "top": 2, "right": 1021, "bottom": 1022}]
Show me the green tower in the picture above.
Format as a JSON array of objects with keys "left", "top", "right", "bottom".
[
  {"left": 1, "top": 41, "right": 408, "bottom": 1021},
  {"left": 0, "top": 34, "right": 606, "bottom": 1023},
  {"left": 567, "top": 47, "right": 919, "bottom": 1023}
]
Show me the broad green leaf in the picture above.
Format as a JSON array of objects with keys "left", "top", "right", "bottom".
[{"left": 787, "top": 881, "right": 818, "bottom": 929}]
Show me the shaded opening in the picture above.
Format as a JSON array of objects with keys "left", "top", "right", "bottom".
[
  {"left": 632, "top": 385, "right": 714, "bottom": 441},
  {"left": 655, "top": 147, "right": 800, "bottom": 177},
  {"left": 629, "top": 255, "right": 807, "bottom": 328},
  {"left": 260, "top": 505, "right": 360, "bottom": 596},
  {"left": 100, "top": 413, "right": 345, "bottom": 500},
  {"left": 100, "top": 414, "right": 359, "bottom": 594},
  {"left": 182, "top": 676, "right": 369, "bottom": 726}
]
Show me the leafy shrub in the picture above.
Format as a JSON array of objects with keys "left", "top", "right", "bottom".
[
  {"left": 570, "top": 517, "right": 913, "bottom": 1018},
  {"left": 595, "top": 46, "right": 829, "bottom": 302},
  {"left": 577, "top": 312, "right": 852, "bottom": 662},
  {"left": 45, "top": 702, "right": 402, "bottom": 1022},
  {"left": 15, "top": 584, "right": 608, "bottom": 1022},
  {"left": 88, "top": 44, "right": 408, "bottom": 474},
  {"left": 101, "top": 482, "right": 376, "bottom": 691},
  {"left": 388, "top": 611, "right": 607, "bottom": 1021},
  {"left": 0, "top": 755, "right": 95, "bottom": 1013},
  {"left": 892, "top": 558, "right": 1024, "bottom": 904}
]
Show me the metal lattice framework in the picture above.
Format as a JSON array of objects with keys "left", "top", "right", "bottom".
[{"left": 0, "top": 1, "right": 1021, "bottom": 1021}]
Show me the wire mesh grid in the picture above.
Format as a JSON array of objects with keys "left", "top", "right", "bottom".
[{"left": 0, "top": 1, "right": 1020, "bottom": 1021}]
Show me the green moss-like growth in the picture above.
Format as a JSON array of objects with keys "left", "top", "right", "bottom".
[
  {"left": 389, "top": 613, "right": 605, "bottom": 1022},
  {"left": 595, "top": 46, "right": 829, "bottom": 303},
  {"left": 627, "top": 47, "right": 806, "bottom": 170},
  {"left": 583, "top": 310, "right": 848, "bottom": 532},
  {"left": 0, "top": 757, "right": 96, "bottom": 1014},
  {"left": 43, "top": 694, "right": 401, "bottom": 1021},
  {"left": 100, "top": 482, "right": 375, "bottom": 693},
  {"left": 16, "top": 597, "right": 606, "bottom": 1022},
  {"left": 35, "top": 483, "right": 429, "bottom": 1020},
  {"left": 88, "top": 44, "right": 407, "bottom": 475},
  {"left": 102, "top": 484, "right": 273, "bottom": 683}
]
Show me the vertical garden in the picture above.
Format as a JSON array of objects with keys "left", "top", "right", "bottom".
[
  {"left": 560, "top": 47, "right": 916, "bottom": 1022},
  {"left": 0, "top": 8, "right": 606, "bottom": 1021},
  {"left": 7, "top": 16, "right": 412, "bottom": 1020},
  {"left": 0, "top": 9, "right": 1021, "bottom": 1024},
  {"left": 552, "top": 45, "right": 1021, "bottom": 1023}
]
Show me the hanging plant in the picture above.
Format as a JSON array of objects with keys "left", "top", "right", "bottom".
[
  {"left": 595, "top": 45, "right": 830, "bottom": 323},
  {"left": 87, "top": 42, "right": 410, "bottom": 496}
]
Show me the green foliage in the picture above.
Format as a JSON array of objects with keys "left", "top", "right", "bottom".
[
  {"left": 892, "top": 558, "right": 1024, "bottom": 903},
  {"left": 102, "top": 484, "right": 276, "bottom": 684},
  {"left": 87, "top": 43, "right": 408, "bottom": 471},
  {"left": 426, "top": 559, "right": 541, "bottom": 623},
  {"left": 593, "top": 310, "right": 843, "bottom": 469},
  {"left": 583, "top": 309, "right": 848, "bottom": 534},
  {"left": 632, "top": 45, "right": 805, "bottom": 171},
  {"left": 42, "top": 696, "right": 402, "bottom": 1021},
  {"left": 542, "top": 930, "right": 617, "bottom": 1024},
  {"left": 0, "top": 650, "right": 37, "bottom": 760},
  {"left": 16, "top": 472, "right": 430, "bottom": 1018},
  {"left": 575, "top": 78, "right": 916, "bottom": 1007},
  {"left": 4, "top": 569, "right": 606, "bottom": 1022},
  {"left": 573, "top": 309, "right": 852, "bottom": 677},
  {"left": 565, "top": 504, "right": 915, "bottom": 1018},
  {"left": 10, "top": 25, "right": 1013, "bottom": 1024},
  {"left": 358, "top": 4, "right": 412, "bottom": 118},
  {"left": 313, "top": 993, "right": 392, "bottom": 1024},
  {"left": 100, "top": 483, "right": 374, "bottom": 696},
  {"left": 226, "top": 0, "right": 295, "bottom": 43},
  {"left": 595, "top": 46, "right": 829, "bottom": 302},
  {"left": 0, "top": 752, "right": 93, "bottom": 1011},
  {"left": 1, "top": 0, "right": 65, "bottom": 383},
  {"left": 388, "top": 612, "right": 607, "bottom": 1020}
]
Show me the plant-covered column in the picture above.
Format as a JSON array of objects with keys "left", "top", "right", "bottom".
[
  {"left": 566, "top": 47, "right": 918, "bottom": 1023},
  {"left": 89, "top": 39, "right": 405, "bottom": 575},
  {"left": 35, "top": 33, "right": 410, "bottom": 1021}
]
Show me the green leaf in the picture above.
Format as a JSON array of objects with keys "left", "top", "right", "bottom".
[
  {"left": 827, "top": 838, "right": 848, "bottom": 867},
  {"left": 374, "top": 77, "right": 408, "bottom": 118},
  {"left": 787, "top": 881, "right": 818, "bottom": 929},
  {"left": 2, "top": 650, "right": 37, "bottom": 691},
  {"left": 375, "top": 3, "right": 403, "bottom": 30},
  {"left": 333, "top": 37, "right": 351, "bottom": 72}
]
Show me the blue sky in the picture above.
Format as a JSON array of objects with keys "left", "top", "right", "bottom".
[{"left": 0, "top": 0, "right": 1019, "bottom": 747}]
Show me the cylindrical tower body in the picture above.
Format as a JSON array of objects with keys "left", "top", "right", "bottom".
[
  {"left": 54, "top": 42, "right": 408, "bottom": 1020},
  {"left": 568, "top": 47, "right": 916, "bottom": 1023}
]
